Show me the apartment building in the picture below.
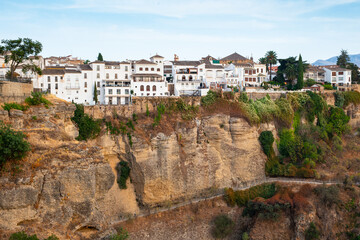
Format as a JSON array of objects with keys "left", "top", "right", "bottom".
[
  {"left": 323, "top": 66, "right": 352, "bottom": 91},
  {"left": 305, "top": 66, "right": 325, "bottom": 82}
]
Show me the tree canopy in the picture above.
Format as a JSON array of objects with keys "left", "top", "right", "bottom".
[
  {"left": 296, "top": 54, "right": 304, "bottom": 89},
  {"left": 97, "top": 53, "right": 103, "bottom": 61},
  {"left": 336, "top": 49, "right": 350, "bottom": 68},
  {"left": 264, "top": 51, "right": 278, "bottom": 81},
  {"left": 0, "top": 38, "right": 42, "bottom": 80}
]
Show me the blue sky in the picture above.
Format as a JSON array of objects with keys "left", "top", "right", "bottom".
[{"left": 1, "top": 0, "right": 360, "bottom": 63}]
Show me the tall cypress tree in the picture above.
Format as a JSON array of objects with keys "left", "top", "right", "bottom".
[
  {"left": 97, "top": 53, "right": 103, "bottom": 61},
  {"left": 93, "top": 85, "right": 98, "bottom": 104},
  {"left": 296, "top": 54, "right": 304, "bottom": 89}
]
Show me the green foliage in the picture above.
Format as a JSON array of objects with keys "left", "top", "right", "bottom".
[
  {"left": 305, "top": 79, "right": 317, "bottom": 87},
  {"left": 324, "top": 83, "right": 334, "bottom": 90},
  {"left": 334, "top": 91, "right": 345, "bottom": 108},
  {"left": 224, "top": 183, "right": 276, "bottom": 207},
  {"left": 241, "top": 232, "right": 250, "bottom": 240},
  {"left": 296, "top": 54, "right": 304, "bottom": 89},
  {"left": 153, "top": 103, "right": 166, "bottom": 127},
  {"left": 132, "top": 113, "right": 137, "bottom": 123},
  {"left": 25, "top": 92, "right": 51, "bottom": 107},
  {"left": 93, "top": 85, "right": 98, "bottom": 104},
  {"left": 275, "top": 97, "right": 294, "bottom": 127},
  {"left": 313, "top": 185, "right": 340, "bottom": 207},
  {"left": 278, "top": 129, "right": 297, "bottom": 160},
  {"left": 116, "top": 161, "right": 130, "bottom": 189},
  {"left": 211, "top": 214, "right": 234, "bottom": 239},
  {"left": 71, "top": 104, "right": 101, "bottom": 141},
  {"left": 259, "top": 131, "right": 274, "bottom": 157},
  {"left": 201, "top": 90, "right": 219, "bottom": 106},
  {"left": 105, "top": 121, "right": 121, "bottom": 135},
  {"left": 305, "top": 222, "right": 320, "bottom": 240},
  {"left": 126, "top": 119, "right": 135, "bottom": 130},
  {"left": 2, "top": 103, "right": 28, "bottom": 112},
  {"left": 337, "top": 49, "right": 350, "bottom": 68},
  {"left": 97, "top": 53, "right": 103, "bottom": 61},
  {"left": 0, "top": 38, "right": 42, "bottom": 79},
  {"left": 343, "top": 91, "right": 360, "bottom": 107},
  {"left": 0, "top": 122, "right": 30, "bottom": 167},
  {"left": 127, "top": 133, "right": 132, "bottom": 147},
  {"left": 326, "top": 106, "right": 350, "bottom": 137},
  {"left": 251, "top": 96, "right": 280, "bottom": 123},
  {"left": 109, "top": 227, "right": 129, "bottom": 240},
  {"left": 146, "top": 104, "right": 150, "bottom": 116},
  {"left": 9, "top": 232, "right": 58, "bottom": 240},
  {"left": 243, "top": 201, "right": 290, "bottom": 220}
]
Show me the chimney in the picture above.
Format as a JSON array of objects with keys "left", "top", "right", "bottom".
[{"left": 174, "top": 54, "right": 179, "bottom": 62}]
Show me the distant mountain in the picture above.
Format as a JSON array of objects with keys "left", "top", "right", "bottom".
[{"left": 313, "top": 54, "right": 360, "bottom": 67}]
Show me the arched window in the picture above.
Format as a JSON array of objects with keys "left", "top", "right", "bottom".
[
  {"left": 139, "top": 67, "right": 143, "bottom": 71},
  {"left": 47, "top": 76, "right": 50, "bottom": 82},
  {"left": 145, "top": 68, "right": 149, "bottom": 71},
  {"left": 153, "top": 85, "right": 156, "bottom": 91},
  {"left": 146, "top": 85, "right": 150, "bottom": 91},
  {"left": 157, "top": 68, "right": 160, "bottom": 72},
  {"left": 151, "top": 68, "right": 154, "bottom": 71},
  {"left": 140, "top": 85, "right": 144, "bottom": 91},
  {"left": 189, "top": 75, "right": 193, "bottom": 81},
  {"left": 182, "top": 75, "right": 186, "bottom": 80}
]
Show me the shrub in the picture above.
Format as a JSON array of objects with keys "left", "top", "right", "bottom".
[
  {"left": 326, "top": 106, "right": 350, "bottom": 137},
  {"left": 313, "top": 185, "right": 340, "bottom": 207},
  {"left": 2, "top": 103, "right": 28, "bottom": 112},
  {"left": 0, "top": 122, "right": 30, "bottom": 167},
  {"left": 105, "top": 121, "right": 121, "bottom": 135},
  {"left": 132, "top": 113, "right": 137, "bottom": 123},
  {"left": 116, "top": 161, "right": 130, "bottom": 189},
  {"left": 201, "top": 90, "right": 219, "bottom": 106},
  {"left": 242, "top": 201, "right": 289, "bottom": 220},
  {"left": 242, "top": 232, "right": 250, "bottom": 240},
  {"left": 146, "top": 104, "right": 150, "bottom": 116},
  {"left": 110, "top": 227, "right": 129, "bottom": 240},
  {"left": 239, "top": 92, "right": 249, "bottom": 103},
  {"left": 211, "top": 214, "right": 234, "bottom": 239},
  {"left": 324, "top": 83, "right": 333, "bottom": 90},
  {"left": 9, "top": 232, "right": 59, "bottom": 240},
  {"left": 223, "top": 91, "right": 234, "bottom": 100},
  {"left": 25, "top": 92, "right": 51, "bottom": 107},
  {"left": 275, "top": 97, "right": 294, "bottom": 127},
  {"left": 334, "top": 91, "right": 345, "bottom": 108},
  {"left": 343, "top": 91, "right": 360, "bottom": 107},
  {"left": 259, "top": 131, "right": 274, "bottom": 157},
  {"left": 71, "top": 104, "right": 101, "bottom": 141},
  {"left": 305, "top": 79, "right": 317, "bottom": 87},
  {"left": 305, "top": 222, "right": 320, "bottom": 240},
  {"left": 153, "top": 103, "right": 166, "bottom": 127},
  {"left": 224, "top": 184, "right": 277, "bottom": 207}
]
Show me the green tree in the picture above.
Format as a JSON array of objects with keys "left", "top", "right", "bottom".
[
  {"left": 265, "top": 51, "right": 278, "bottom": 81},
  {"left": 336, "top": 49, "right": 350, "bottom": 68},
  {"left": 83, "top": 59, "right": 90, "bottom": 64},
  {"left": 346, "top": 62, "right": 359, "bottom": 83},
  {"left": 97, "top": 53, "right": 103, "bottom": 61},
  {"left": 259, "top": 57, "right": 269, "bottom": 72},
  {"left": 93, "top": 85, "right": 98, "bottom": 104},
  {"left": 296, "top": 54, "right": 304, "bottom": 89},
  {"left": 285, "top": 63, "right": 297, "bottom": 84},
  {"left": 211, "top": 214, "right": 234, "bottom": 239},
  {"left": 0, "top": 38, "right": 42, "bottom": 80},
  {"left": 259, "top": 131, "right": 274, "bottom": 157}
]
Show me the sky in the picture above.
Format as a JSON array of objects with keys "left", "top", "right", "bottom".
[{"left": 1, "top": 0, "right": 360, "bottom": 63}]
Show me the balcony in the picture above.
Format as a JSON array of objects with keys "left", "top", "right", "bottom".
[
  {"left": 66, "top": 86, "right": 80, "bottom": 90},
  {"left": 105, "top": 83, "right": 130, "bottom": 87}
]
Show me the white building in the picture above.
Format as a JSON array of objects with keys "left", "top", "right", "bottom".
[
  {"left": 131, "top": 57, "right": 169, "bottom": 97},
  {"left": 323, "top": 66, "right": 352, "bottom": 91},
  {"left": 224, "top": 64, "right": 243, "bottom": 90}
]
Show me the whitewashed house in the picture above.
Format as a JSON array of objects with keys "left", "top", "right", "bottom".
[{"left": 323, "top": 66, "right": 352, "bottom": 91}]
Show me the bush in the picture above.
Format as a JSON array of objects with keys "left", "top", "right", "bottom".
[
  {"left": 211, "top": 214, "right": 234, "bottom": 239},
  {"left": 241, "top": 232, "right": 250, "bottom": 240},
  {"left": 71, "top": 104, "right": 101, "bottom": 141},
  {"left": 146, "top": 104, "right": 150, "bottom": 116},
  {"left": 201, "top": 90, "right": 219, "bottom": 106},
  {"left": 0, "top": 122, "right": 30, "bottom": 167},
  {"left": 9, "top": 232, "right": 59, "bottom": 240},
  {"left": 224, "top": 183, "right": 277, "bottom": 207},
  {"left": 116, "top": 161, "right": 130, "bottom": 189},
  {"left": 334, "top": 91, "right": 345, "bottom": 108},
  {"left": 343, "top": 91, "right": 360, "bottom": 107},
  {"left": 326, "top": 106, "right": 350, "bottom": 137},
  {"left": 2, "top": 103, "right": 28, "bottom": 112},
  {"left": 25, "top": 92, "right": 51, "bottom": 107},
  {"left": 259, "top": 131, "right": 274, "bottom": 157},
  {"left": 324, "top": 83, "right": 333, "bottom": 90},
  {"left": 110, "top": 227, "right": 129, "bottom": 240},
  {"left": 313, "top": 185, "right": 340, "bottom": 207},
  {"left": 242, "top": 201, "right": 289, "bottom": 220},
  {"left": 239, "top": 92, "right": 249, "bottom": 103},
  {"left": 305, "top": 79, "right": 317, "bottom": 87},
  {"left": 305, "top": 222, "right": 320, "bottom": 240}
]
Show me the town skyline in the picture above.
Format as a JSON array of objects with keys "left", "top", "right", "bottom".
[{"left": 1, "top": 0, "right": 360, "bottom": 63}]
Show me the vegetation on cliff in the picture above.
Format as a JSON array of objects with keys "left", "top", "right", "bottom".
[
  {"left": 0, "top": 122, "right": 30, "bottom": 168},
  {"left": 71, "top": 104, "right": 101, "bottom": 141},
  {"left": 9, "top": 231, "right": 58, "bottom": 240}
]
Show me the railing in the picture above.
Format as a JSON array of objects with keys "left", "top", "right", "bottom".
[
  {"left": 0, "top": 77, "right": 32, "bottom": 83},
  {"left": 105, "top": 84, "right": 130, "bottom": 87}
]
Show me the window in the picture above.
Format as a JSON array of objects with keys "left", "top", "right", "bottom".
[
  {"left": 257, "top": 69, "right": 259, "bottom": 73},
  {"left": 125, "top": 74, "right": 128, "bottom": 79},
  {"left": 157, "top": 68, "right": 160, "bottom": 72},
  {"left": 47, "top": 76, "right": 50, "bottom": 82},
  {"left": 55, "top": 76, "right": 58, "bottom": 82},
  {"left": 245, "top": 70, "right": 248, "bottom": 74},
  {"left": 117, "top": 89, "right": 121, "bottom": 94},
  {"left": 151, "top": 68, "right": 154, "bottom": 71},
  {"left": 85, "top": 90, "right": 87, "bottom": 93},
  {"left": 84, "top": 73, "right": 87, "bottom": 79},
  {"left": 332, "top": 72, "right": 336, "bottom": 76},
  {"left": 140, "top": 85, "right": 144, "bottom": 91},
  {"left": 97, "top": 82, "right": 100, "bottom": 87},
  {"left": 41, "top": 83, "right": 43, "bottom": 87},
  {"left": 108, "top": 89, "right": 113, "bottom": 94},
  {"left": 48, "top": 84, "right": 51, "bottom": 90},
  {"left": 97, "top": 73, "right": 100, "bottom": 79},
  {"left": 97, "top": 90, "right": 100, "bottom": 96},
  {"left": 97, "top": 65, "right": 100, "bottom": 71},
  {"left": 55, "top": 83, "right": 58, "bottom": 89},
  {"left": 338, "top": 72, "right": 343, "bottom": 75},
  {"left": 125, "top": 66, "right": 128, "bottom": 71},
  {"left": 125, "top": 89, "right": 129, "bottom": 94},
  {"left": 84, "top": 82, "right": 87, "bottom": 88},
  {"left": 146, "top": 85, "right": 150, "bottom": 91},
  {"left": 145, "top": 68, "right": 149, "bottom": 71},
  {"left": 115, "top": 74, "right": 118, "bottom": 79},
  {"left": 106, "top": 73, "right": 109, "bottom": 79},
  {"left": 139, "top": 67, "right": 143, "bottom": 71},
  {"left": 153, "top": 85, "right": 156, "bottom": 91}
]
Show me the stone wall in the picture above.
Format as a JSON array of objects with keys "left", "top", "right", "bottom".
[{"left": 0, "top": 81, "right": 33, "bottom": 103}]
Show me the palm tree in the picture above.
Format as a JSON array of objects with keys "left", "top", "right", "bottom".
[
  {"left": 265, "top": 51, "right": 277, "bottom": 81},
  {"left": 285, "top": 63, "right": 297, "bottom": 83}
]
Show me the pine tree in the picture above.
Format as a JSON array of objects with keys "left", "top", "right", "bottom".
[
  {"left": 93, "top": 85, "right": 98, "bottom": 104},
  {"left": 296, "top": 54, "right": 304, "bottom": 89},
  {"left": 97, "top": 53, "right": 103, "bottom": 61},
  {"left": 336, "top": 49, "right": 350, "bottom": 68}
]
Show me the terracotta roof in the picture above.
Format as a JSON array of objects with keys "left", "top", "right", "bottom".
[
  {"left": 65, "top": 69, "right": 81, "bottom": 74},
  {"left": 79, "top": 64, "right": 92, "bottom": 71},
  {"left": 324, "top": 67, "right": 349, "bottom": 72},
  {"left": 136, "top": 59, "right": 156, "bottom": 65},
  {"left": 105, "top": 61, "right": 120, "bottom": 66},
  {"left": 42, "top": 68, "right": 65, "bottom": 75},
  {"left": 151, "top": 54, "right": 164, "bottom": 59},
  {"left": 234, "top": 63, "right": 254, "bottom": 68},
  {"left": 172, "top": 61, "right": 201, "bottom": 66},
  {"left": 220, "top": 52, "right": 247, "bottom": 61},
  {"left": 120, "top": 61, "right": 130, "bottom": 64}
]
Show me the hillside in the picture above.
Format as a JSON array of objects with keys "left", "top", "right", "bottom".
[{"left": 313, "top": 53, "right": 360, "bottom": 66}]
